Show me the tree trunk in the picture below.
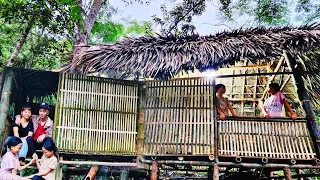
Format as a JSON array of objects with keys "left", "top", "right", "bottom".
[
  {"left": 6, "top": 14, "right": 37, "bottom": 67},
  {"left": 72, "top": 0, "right": 103, "bottom": 63},
  {"left": 0, "top": 68, "right": 14, "bottom": 147}
]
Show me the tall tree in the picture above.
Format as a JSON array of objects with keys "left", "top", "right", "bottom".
[
  {"left": 152, "top": 0, "right": 320, "bottom": 35},
  {"left": 0, "top": 0, "right": 74, "bottom": 67},
  {"left": 59, "top": 0, "right": 151, "bottom": 61}
]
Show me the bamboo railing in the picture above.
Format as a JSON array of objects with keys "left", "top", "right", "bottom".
[
  {"left": 55, "top": 73, "right": 139, "bottom": 155},
  {"left": 218, "top": 118, "right": 316, "bottom": 160},
  {"left": 143, "top": 78, "right": 215, "bottom": 155}
]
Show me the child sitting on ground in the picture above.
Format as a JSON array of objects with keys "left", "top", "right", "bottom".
[
  {"left": 0, "top": 136, "right": 34, "bottom": 180},
  {"left": 25, "top": 138, "right": 58, "bottom": 180},
  {"left": 216, "top": 84, "right": 237, "bottom": 120},
  {"left": 262, "top": 83, "right": 296, "bottom": 120}
]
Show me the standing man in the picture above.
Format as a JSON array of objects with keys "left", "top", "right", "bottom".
[{"left": 15, "top": 102, "right": 54, "bottom": 158}]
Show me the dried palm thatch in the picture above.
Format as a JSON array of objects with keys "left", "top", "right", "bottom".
[
  {"left": 68, "top": 25, "right": 320, "bottom": 109},
  {"left": 68, "top": 25, "right": 320, "bottom": 79}
]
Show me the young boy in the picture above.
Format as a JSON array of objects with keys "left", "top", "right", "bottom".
[
  {"left": 216, "top": 84, "right": 237, "bottom": 120},
  {"left": 262, "top": 83, "right": 297, "bottom": 120}
]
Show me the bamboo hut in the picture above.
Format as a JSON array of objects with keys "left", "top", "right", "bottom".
[{"left": 0, "top": 25, "right": 320, "bottom": 179}]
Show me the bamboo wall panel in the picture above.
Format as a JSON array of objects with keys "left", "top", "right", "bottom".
[
  {"left": 143, "top": 78, "right": 215, "bottom": 156},
  {"left": 55, "top": 73, "right": 139, "bottom": 155},
  {"left": 218, "top": 120, "right": 316, "bottom": 159}
]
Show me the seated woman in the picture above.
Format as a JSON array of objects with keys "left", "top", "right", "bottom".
[
  {"left": 6, "top": 104, "right": 34, "bottom": 163},
  {"left": 262, "top": 83, "right": 297, "bottom": 120},
  {"left": 216, "top": 84, "right": 237, "bottom": 120}
]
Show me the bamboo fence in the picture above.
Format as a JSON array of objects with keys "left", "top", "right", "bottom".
[
  {"left": 143, "top": 78, "right": 215, "bottom": 155},
  {"left": 218, "top": 119, "right": 316, "bottom": 159},
  {"left": 55, "top": 73, "right": 139, "bottom": 155}
]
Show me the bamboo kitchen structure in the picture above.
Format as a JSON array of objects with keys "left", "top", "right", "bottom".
[{"left": 0, "top": 25, "right": 320, "bottom": 179}]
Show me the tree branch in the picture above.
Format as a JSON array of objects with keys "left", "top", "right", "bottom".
[{"left": 166, "top": 0, "right": 205, "bottom": 35}]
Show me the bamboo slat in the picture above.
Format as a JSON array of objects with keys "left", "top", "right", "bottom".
[
  {"left": 143, "top": 78, "right": 215, "bottom": 156},
  {"left": 55, "top": 73, "right": 139, "bottom": 155},
  {"left": 218, "top": 120, "right": 316, "bottom": 159}
]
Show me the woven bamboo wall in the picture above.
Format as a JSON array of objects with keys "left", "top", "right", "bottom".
[
  {"left": 55, "top": 73, "right": 139, "bottom": 155},
  {"left": 218, "top": 119, "right": 316, "bottom": 159},
  {"left": 143, "top": 78, "right": 215, "bottom": 155}
]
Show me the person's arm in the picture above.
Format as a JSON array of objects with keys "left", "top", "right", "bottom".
[
  {"left": 45, "top": 123, "right": 53, "bottom": 138},
  {"left": 217, "top": 107, "right": 226, "bottom": 120},
  {"left": 283, "top": 100, "right": 297, "bottom": 120},
  {"left": 11, "top": 168, "right": 17, "bottom": 175},
  {"left": 15, "top": 115, "right": 21, "bottom": 126},
  {"left": 227, "top": 99, "right": 237, "bottom": 117},
  {"left": 18, "top": 159, "right": 34, "bottom": 171},
  {"left": 13, "top": 126, "right": 19, "bottom": 137},
  {"left": 35, "top": 154, "right": 40, "bottom": 170},
  {"left": 262, "top": 106, "right": 270, "bottom": 120}
]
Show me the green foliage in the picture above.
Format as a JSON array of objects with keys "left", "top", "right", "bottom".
[{"left": 90, "top": 20, "right": 154, "bottom": 44}]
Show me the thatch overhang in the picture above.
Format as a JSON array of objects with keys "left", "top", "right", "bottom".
[{"left": 68, "top": 25, "right": 320, "bottom": 110}]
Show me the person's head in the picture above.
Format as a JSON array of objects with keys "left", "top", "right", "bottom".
[
  {"left": 39, "top": 102, "right": 50, "bottom": 120},
  {"left": 215, "top": 84, "right": 226, "bottom": 95},
  {"left": 268, "top": 83, "right": 281, "bottom": 95},
  {"left": 42, "top": 138, "right": 58, "bottom": 158},
  {"left": 21, "top": 104, "right": 32, "bottom": 120},
  {"left": 1, "top": 136, "right": 22, "bottom": 156}
]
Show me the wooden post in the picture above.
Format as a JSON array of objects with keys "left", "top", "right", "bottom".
[
  {"left": 213, "top": 164, "right": 219, "bottom": 180},
  {"left": 283, "top": 51, "right": 320, "bottom": 157},
  {"left": 0, "top": 68, "right": 14, "bottom": 147},
  {"left": 208, "top": 166, "right": 213, "bottom": 179},
  {"left": 136, "top": 83, "right": 146, "bottom": 163},
  {"left": 150, "top": 161, "right": 158, "bottom": 180},
  {"left": 283, "top": 167, "right": 292, "bottom": 180}
]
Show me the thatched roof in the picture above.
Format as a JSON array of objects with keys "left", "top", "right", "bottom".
[
  {"left": 68, "top": 25, "right": 320, "bottom": 110},
  {"left": 68, "top": 25, "right": 320, "bottom": 79}
]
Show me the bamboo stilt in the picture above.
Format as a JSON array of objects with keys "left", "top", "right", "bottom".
[
  {"left": 213, "top": 164, "right": 219, "bottom": 180},
  {"left": 150, "top": 161, "right": 158, "bottom": 180},
  {"left": 283, "top": 167, "right": 292, "bottom": 180},
  {"left": 85, "top": 166, "right": 99, "bottom": 180}
]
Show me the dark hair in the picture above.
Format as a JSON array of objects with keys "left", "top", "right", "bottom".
[
  {"left": 21, "top": 104, "right": 32, "bottom": 112},
  {"left": 269, "top": 83, "right": 281, "bottom": 93},
  {"left": 215, "top": 84, "right": 226, "bottom": 91},
  {"left": 1, "top": 136, "right": 22, "bottom": 157},
  {"left": 43, "top": 138, "right": 59, "bottom": 158}
]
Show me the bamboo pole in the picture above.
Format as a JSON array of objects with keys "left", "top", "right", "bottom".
[
  {"left": 283, "top": 167, "right": 292, "bottom": 180},
  {"left": 261, "top": 56, "right": 285, "bottom": 100},
  {"left": 0, "top": 68, "right": 14, "bottom": 147},
  {"left": 283, "top": 51, "right": 320, "bottom": 157},
  {"left": 85, "top": 166, "right": 99, "bottom": 180},
  {"left": 150, "top": 161, "right": 158, "bottom": 180},
  {"left": 213, "top": 164, "right": 219, "bottom": 180},
  {"left": 136, "top": 83, "right": 146, "bottom": 162}
]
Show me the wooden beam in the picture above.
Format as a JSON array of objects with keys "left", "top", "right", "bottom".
[
  {"left": 0, "top": 68, "right": 14, "bottom": 147},
  {"left": 261, "top": 56, "right": 285, "bottom": 100},
  {"left": 283, "top": 51, "right": 320, "bottom": 157},
  {"left": 59, "top": 160, "right": 137, "bottom": 167},
  {"left": 218, "top": 65, "right": 269, "bottom": 70}
]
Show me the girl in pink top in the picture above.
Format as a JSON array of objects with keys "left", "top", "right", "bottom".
[
  {"left": 0, "top": 136, "right": 34, "bottom": 180},
  {"left": 262, "top": 83, "right": 296, "bottom": 120}
]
